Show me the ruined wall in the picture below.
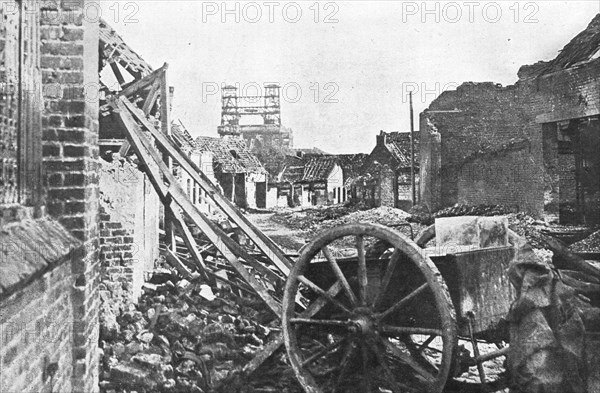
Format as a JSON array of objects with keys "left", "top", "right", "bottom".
[
  {"left": 420, "top": 55, "right": 600, "bottom": 218},
  {"left": 419, "top": 119, "right": 442, "bottom": 212},
  {"left": 39, "top": 1, "right": 101, "bottom": 391},
  {"left": 98, "top": 157, "right": 159, "bottom": 338},
  {"left": 0, "top": 219, "right": 81, "bottom": 393},
  {"left": 458, "top": 145, "right": 534, "bottom": 209},
  {"left": 1, "top": 2, "right": 101, "bottom": 392}
]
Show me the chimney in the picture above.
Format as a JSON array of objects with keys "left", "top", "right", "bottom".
[{"left": 376, "top": 130, "right": 386, "bottom": 146}]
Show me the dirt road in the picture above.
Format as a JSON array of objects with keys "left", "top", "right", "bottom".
[{"left": 247, "top": 212, "right": 308, "bottom": 252}]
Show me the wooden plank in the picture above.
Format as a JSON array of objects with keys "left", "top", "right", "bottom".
[
  {"left": 121, "top": 98, "right": 293, "bottom": 276},
  {"left": 158, "top": 65, "right": 171, "bottom": 136},
  {"left": 118, "top": 64, "right": 166, "bottom": 99},
  {"left": 110, "top": 98, "right": 282, "bottom": 316},
  {"left": 244, "top": 282, "right": 343, "bottom": 376},
  {"left": 118, "top": 139, "right": 131, "bottom": 156},
  {"left": 167, "top": 204, "right": 211, "bottom": 281},
  {"left": 142, "top": 79, "right": 161, "bottom": 115},
  {"left": 110, "top": 61, "right": 126, "bottom": 86},
  {"left": 163, "top": 248, "right": 198, "bottom": 280},
  {"left": 242, "top": 334, "right": 284, "bottom": 375}
]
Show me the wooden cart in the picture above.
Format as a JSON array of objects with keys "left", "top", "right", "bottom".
[{"left": 282, "top": 218, "right": 515, "bottom": 393}]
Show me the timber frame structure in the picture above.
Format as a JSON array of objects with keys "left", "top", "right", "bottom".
[{"left": 105, "top": 67, "right": 342, "bottom": 376}]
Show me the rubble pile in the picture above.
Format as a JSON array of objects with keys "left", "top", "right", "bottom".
[
  {"left": 273, "top": 205, "right": 412, "bottom": 233},
  {"left": 99, "top": 263, "right": 299, "bottom": 393},
  {"left": 570, "top": 230, "right": 600, "bottom": 252},
  {"left": 505, "top": 212, "right": 547, "bottom": 249},
  {"left": 409, "top": 203, "right": 518, "bottom": 225},
  {"left": 271, "top": 203, "right": 370, "bottom": 231},
  {"left": 308, "top": 206, "right": 414, "bottom": 239}
]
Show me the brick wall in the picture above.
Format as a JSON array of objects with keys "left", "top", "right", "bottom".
[
  {"left": 98, "top": 157, "right": 159, "bottom": 337},
  {"left": 420, "top": 56, "right": 600, "bottom": 218},
  {"left": 40, "top": 1, "right": 100, "bottom": 391},
  {"left": 1, "top": 258, "right": 73, "bottom": 393},
  {"left": 457, "top": 146, "right": 535, "bottom": 211},
  {"left": 0, "top": 219, "right": 81, "bottom": 393}
]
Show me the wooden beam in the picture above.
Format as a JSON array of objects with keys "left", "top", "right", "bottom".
[
  {"left": 118, "top": 63, "right": 167, "bottom": 99},
  {"left": 158, "top": 64, "right": 171, "bottom": 136},
  {"left": 118, "top": 139, "right": 131, "bottom": 156},
  {"left": 244, "top": 282, "right": 343, "bottom": 376},
  {"left": 110, "top": 97, "right": 282, "bottom": 316},
  {"left": 163, "top": 248, "right": 198, "bottom": 280},
  {"left": 167, "top": 204, "right": 211, "bottom": 282},
  {"left": 142, "top": 79, "right": 161, "bottom": 115},
  {"left": 121, "top": 98, "right": 293, "bottom": 277},
  {"left": 110, "top": 61, "right": 126, "bottom": 86}
]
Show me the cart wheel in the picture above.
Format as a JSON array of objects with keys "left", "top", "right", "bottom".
[{"left": 283, "top": 223, "right": 457, "bottom": 393}]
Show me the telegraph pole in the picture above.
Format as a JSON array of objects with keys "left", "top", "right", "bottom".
[{"left": 409, "top": 91, "right": 416, "bottom": 205}]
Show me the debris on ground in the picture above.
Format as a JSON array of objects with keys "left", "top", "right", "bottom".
[
  {"left": 272, "top": 204, "right": 415, "bottom": 238},
  {"left": 270, "top": 202, "right": 371, "bottom": 232},
  {"left": 99, "top": 260, "right": 302, "bottom": 393},
  {"left": 570, "top": 230, "right": 600, "bottom": 252}
]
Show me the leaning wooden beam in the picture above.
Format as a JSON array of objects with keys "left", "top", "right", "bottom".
[
  {"left": 142, "top": 79, "right": 161, "bottom": 115},
  {"left": 118, "top": 139, "right": 131, "bottom": 156},
  {"left": 163, "top": 248, "right": 198, "bottom": 280},
  {"left": 110, "top": 97, "right": 282, "bottom": 316},
  {"left": 243, "top": 282, "right": 343, "bottom": 376},
  {"left": 118, "top": 63, "right": 167, "bottom": 99},
  {"left": 110, "top": 61, "right": 126, "bottom": 86},
  {"left": 167, "top": 204, "right": 211, "bottom": 282},
  {"left": 121, "top": 98, "right": 292, "bottom": 276},
  {"left": 540, "top": 233, "right": 600, "bottom": 280}
]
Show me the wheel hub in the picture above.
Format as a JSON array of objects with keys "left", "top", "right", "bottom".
[{"left": 350, "top": 313, "right": 377, "bottom": 335}]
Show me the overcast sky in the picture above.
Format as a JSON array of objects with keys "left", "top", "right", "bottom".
[{"left": 99, "top": 1, "right": 600, "bottom": 153}]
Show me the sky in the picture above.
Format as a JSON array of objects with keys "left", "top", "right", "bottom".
[{"left": 99, "top": 1, "right": 600, "bottom": 154}]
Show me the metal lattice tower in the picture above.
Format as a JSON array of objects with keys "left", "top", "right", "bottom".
[{"left": 217, "top": 83, "right": 289, "bottom": 149}]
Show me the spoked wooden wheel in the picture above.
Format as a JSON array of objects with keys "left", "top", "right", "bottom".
[{"left": 283, "top": 223, "right": 457, "bottom": 393}]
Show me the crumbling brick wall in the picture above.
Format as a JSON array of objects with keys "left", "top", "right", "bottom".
[
  {"left": 420, "top": 55, "right": 600, "bottom": 218},
  {"left": 98, "top": 156, "right": 159, "bottom": 338},
  {"left": 458, "top": 144, "right": 534, "bottom": 210}
]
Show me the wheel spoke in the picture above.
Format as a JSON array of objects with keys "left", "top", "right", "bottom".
[
  {"left": 290, "top": 317, "right": 353, "bottom": 328},
  {"left": 301, "top": 281, "right": 342, "bottom": 317},
  {"left": 298, "top": 275, "right": 352, "bottom": 315},
  {"left": 372, "top": 248, "right": 401, "bottom": 308},
  {"left": 302, "top": 338, "right": 347, "bottom": 367},
  {"left": 322, "top": 246, "right": 358, "bottom": 305},
  {"left": 418, "top": 335, "right": 436, "bottom": 353},
  {"left": 380, "top": 325, "right": 443, "bottom": 337},
  {"left": 367, "top": 339, "right": 417, "bottom": 393},
  {"left": 361, "top": 340, "right": 373, "bottom": 392},
  {"left": 356, "top": 235, "right": 368, "bottom": 305},
  {"left": 380, "top": 337, "right": 437, "bottom": 386},
  {"left": 376, "top": 283, "right": 428, "bottom": 320},
  {"left": 333, "top": 341, "right": 357, "bottom": 393}
]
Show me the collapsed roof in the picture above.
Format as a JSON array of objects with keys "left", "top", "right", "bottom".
[
  {"left": 99, "top": 18, "right": 153, "bottom": 83},
  {"left": 377, "top": 132, "right": 420, "bottom": 167},
  {"left": 195, "top": 136, "right": 266, "bottom": 175},
  {"left": 519, "top": 13, "right": 600, "bottom": 79}
]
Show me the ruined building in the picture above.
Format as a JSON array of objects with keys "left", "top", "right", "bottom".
[
  {"left": 217, "top": 84, "right": 293, "bottom": 150},
  {"left": 195, "top": 135, "right": 268, "bottom": 210},
  {"left": 97, "top": 18, "right": 161, "bottom": 341},
  {"left": 353, "top": 131, "right": 419, "bottom": 210},
  {"left": 275, "top": 153, "right": 367, "bottom": 207},
  {"left": 1, "top": 2, "right": 101, "bottom": 391},
  {"left": 171, "top": 122, "right": 217, "bottom": 214},
  {"left": 420, "top": 13, "right": 600, "bottom": 224}
]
